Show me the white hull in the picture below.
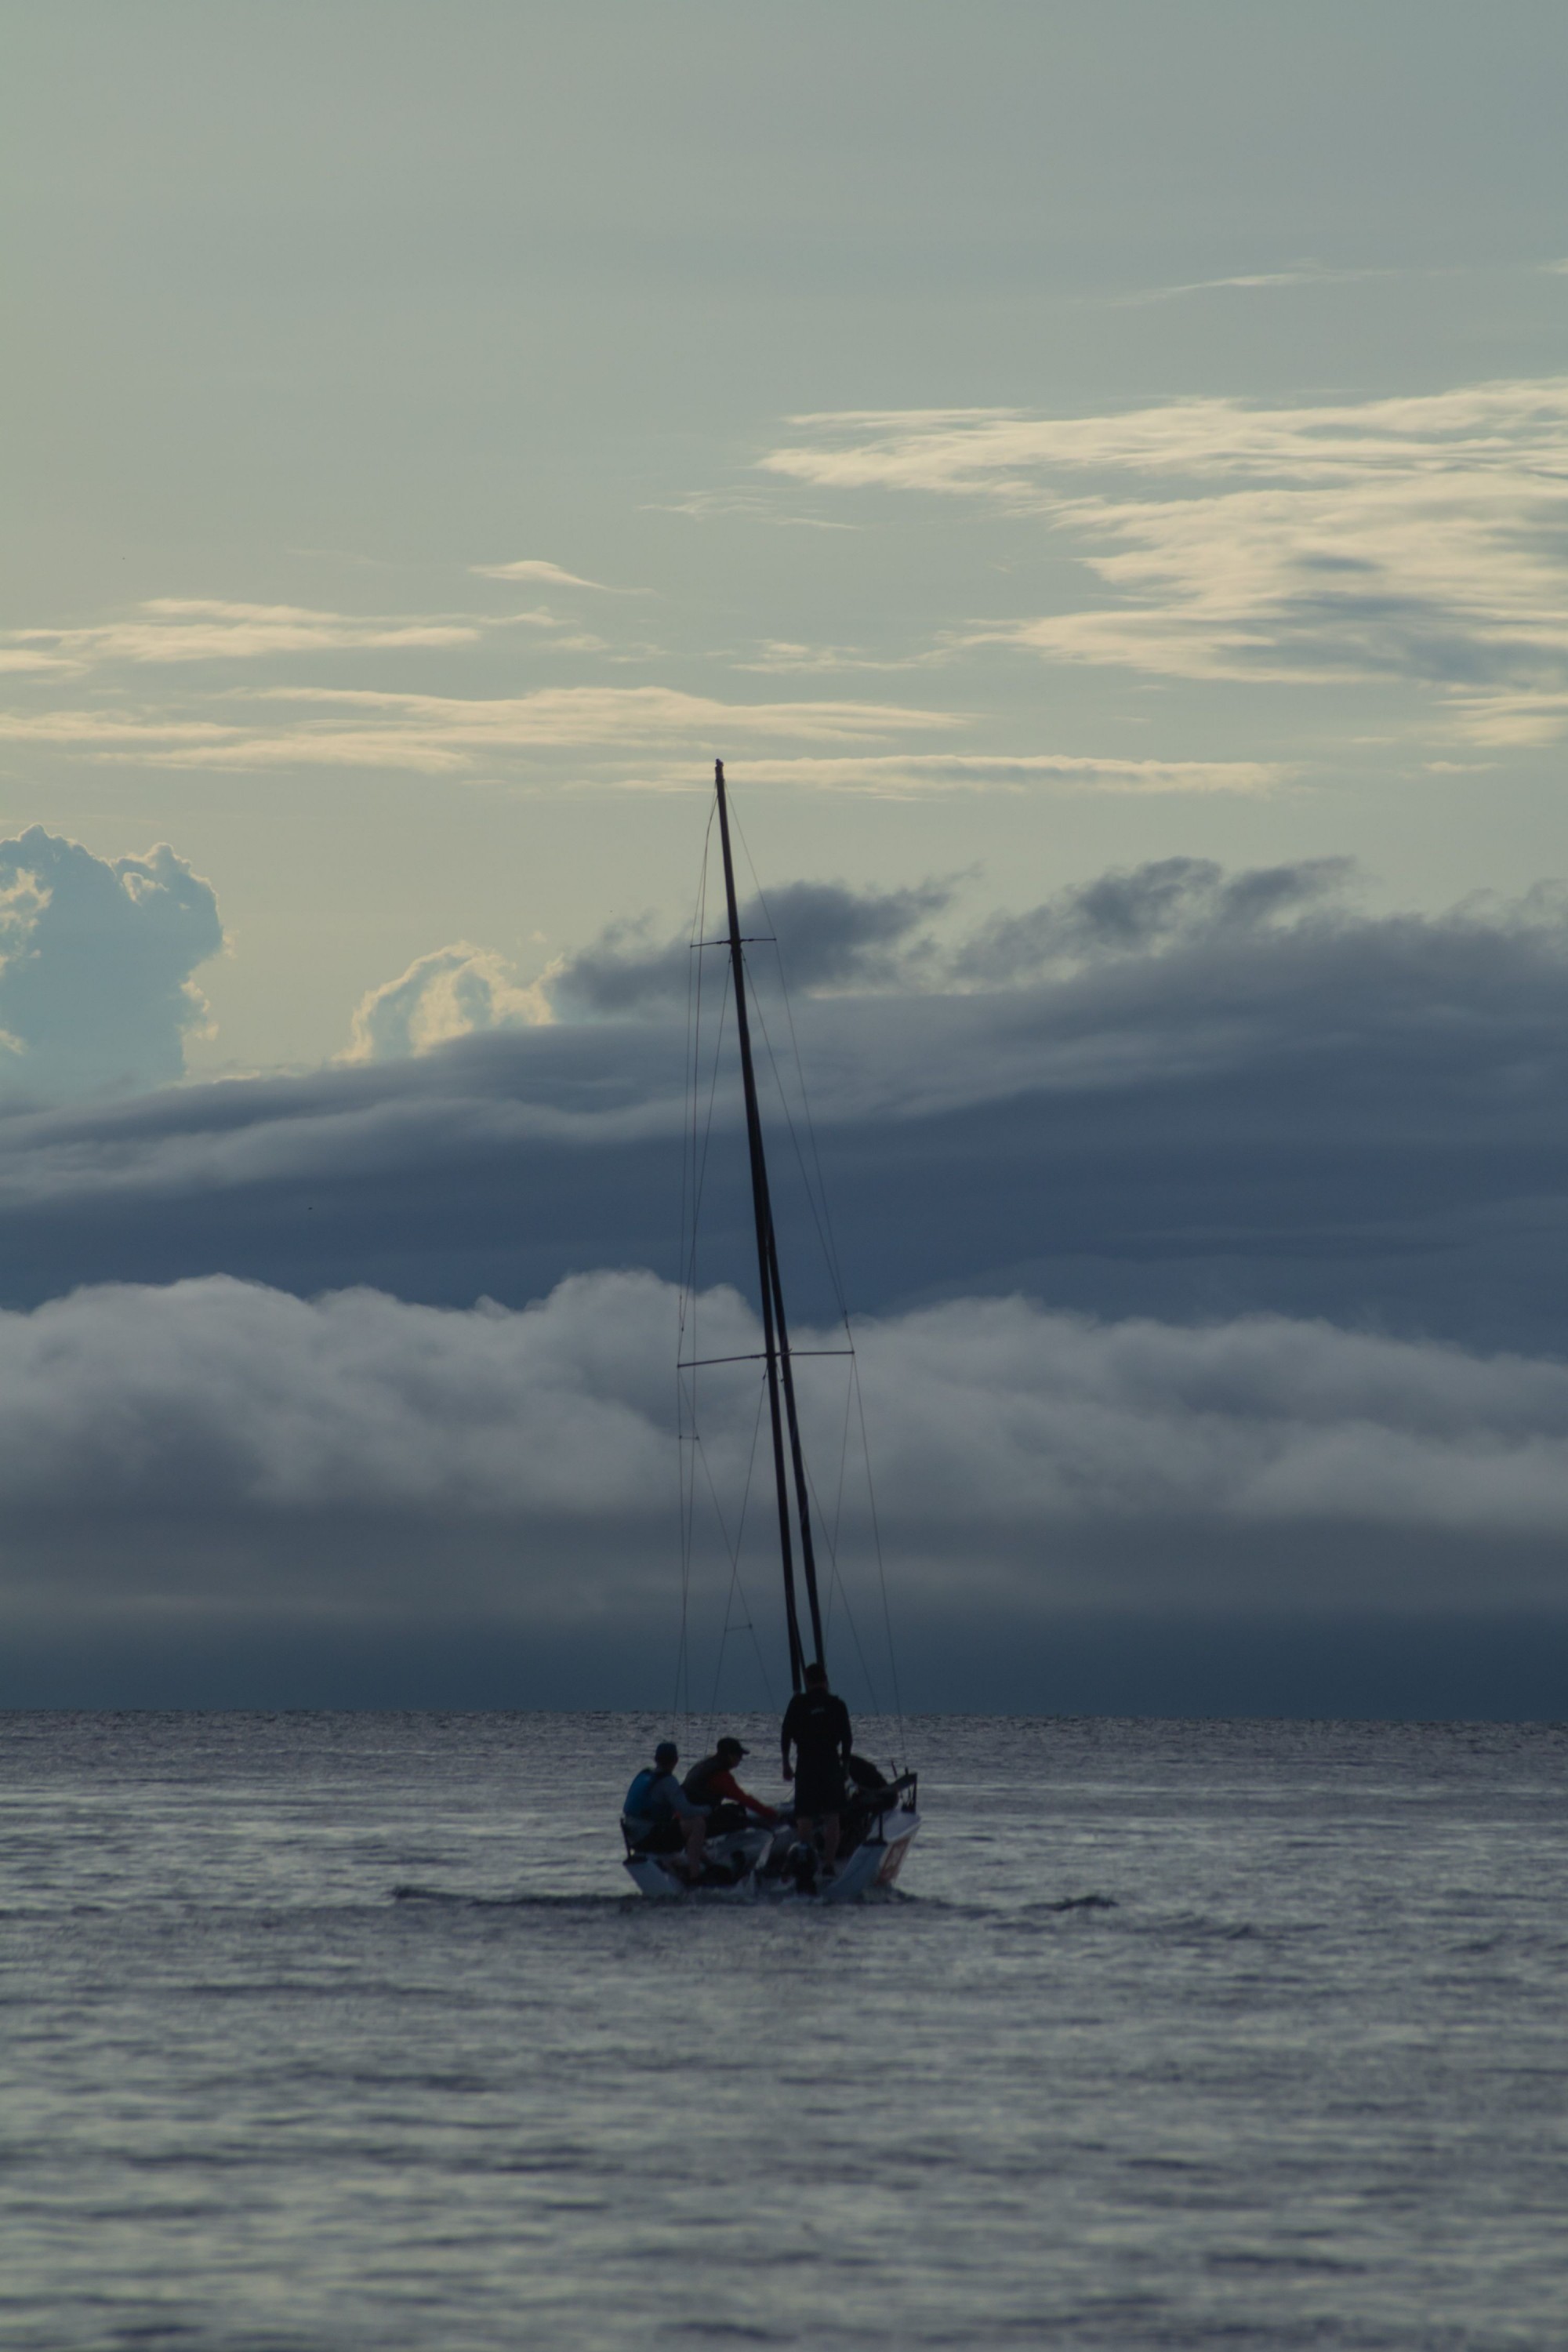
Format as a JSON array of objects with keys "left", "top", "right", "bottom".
[{"left": 622, "top": 1806, "right": 920, "bottom": 1903}]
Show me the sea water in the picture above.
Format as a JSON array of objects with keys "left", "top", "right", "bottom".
[{"left": 0, "top": 1711, "right": 1563, "bottom": 2350}]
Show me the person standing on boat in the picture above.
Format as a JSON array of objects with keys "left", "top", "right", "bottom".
[
  {"left": 683, "top": 1737, "right": 779, "bottom": 1831},
  {"left": 781, "top": 1663, "right": 853, "bottom": 1878},
  {"left": 622, "top": 1740, "right": 707, "bottom": 1882}
]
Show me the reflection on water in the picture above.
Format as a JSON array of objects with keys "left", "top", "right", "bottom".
[{"left": 1, "top": 1711, "right": 1564, "bottom": 2348}]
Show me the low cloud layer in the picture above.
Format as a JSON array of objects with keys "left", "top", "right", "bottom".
[
  {"left": 5, "top": 857, "right": 1568, "bottom": 1710},
  {"left": 2, "top": 856, "right": 1568, "bottom": 1352},
  {"left": 2, "top": 1270, "right": 1565, "bottom": 1709},
  {"left": 0, "top": 828, "right": 223, "bottom": 1101},
  {"left": 764, "top": 378, "right": 1568, "bottom": 744}
]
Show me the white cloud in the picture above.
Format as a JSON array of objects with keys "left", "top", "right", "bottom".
[
  {"left": 5, "top": 599, "right": 486, "bottom": 672},
  {"left": 1109, "top": 262, "right": 1396, "bottom": 307},
  {"left": 762, "top": 379, "right": 1568, "bottom": 742},
  {"left": 343, "top": 943, "right": 553, "bottom": 1062},
  {"left": 0, "top": 828, "right": 224, "bottom": 1100},
  {"left": 674, "top": 753, "right": 1286, "bottom": 797},
  {"left": 469, "top": 559, "right": 629, "bottom": 590},
  {"left": 0, "top": 650, "right": 77, "bottom": 676},
  {"left": 0, "top": 684, "right": 960, "bottom": 775},
  {"left": 648, "top": 490, "right": 859, "bottom": 529},
  {"left": 734, "top": 641, "right": 942, "bottom": 673}
]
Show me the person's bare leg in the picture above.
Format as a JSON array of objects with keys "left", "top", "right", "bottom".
[
  {"left": 682, "top": 1820, "right": 706, "bottom": 1880},
  {"left": 822, "top": 1813, "right": 840, "bottom": 1873}
]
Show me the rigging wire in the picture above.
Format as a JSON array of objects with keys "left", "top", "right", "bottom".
[
  {"left": 704, "top": 1370, "right": 775, "bottom": 1735},
  {"left": 851, "top": 1348, "right": 907, "bottom": 1755},
  {"left": 731, "top": 807, "right": 855, "bottom": 1320},
  {"left": 675, "top": 806, "right": 724, "bottom": 1730},
  {"left": 797, "top": 1425, "right": 884, "bottom": 1722},
  {"left": 730, "top": 799, "right": 908, "bottom": 1755},
  {"left": 677, "top": 781, "right": 908, "bottom": 1762},
  {"left": 677, "top": 807, "right": 780, "bottom": 1737}
]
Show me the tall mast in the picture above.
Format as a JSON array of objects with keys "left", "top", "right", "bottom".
[{"left": 713, "top": 760, "right": 827, "bottom": 1683}]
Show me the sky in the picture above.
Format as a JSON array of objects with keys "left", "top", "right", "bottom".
[{"left": 4, "top": 2, "right": 1568, "bottom": 1714}]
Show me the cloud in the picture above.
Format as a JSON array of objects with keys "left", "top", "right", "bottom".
[
  {"left": 8, "top": 857, "right": 1568, "bottom": 1362},
  {"left": 339, "top": 878, "right": 956, "bottom": 1058},
  {"left": 0, "top": 828, "right": 223, "bottom": 1101},
  {"left": 2, "top": 1270, "right": 1567, "bottom": 1709},
  {"left": 1109, "top": 262, "right": 1396, "bottom": 307},
  {"left": 549, "top": 877, "right": 956, "bottom": 1021},
  {"left": 949, "top": 855, "right": 1354, "bottom": 982},
  {"left": 4, "top": 599, "right": 486, "bottom": 673},
  {"left": 648, "top": 490, "right": 860, "bottom": 529},
  {"left": 677, "top": 753, "right": 1286, "bottom": 797},
  {"left": 762, "top": 379, "right": 1568, "bottom": 741},
  {"left": 469, "top": 559, "right": 629, "bottom": 590},
  {"left": 0, "top": 650, "right": 78, "bottom": 676},
  {"left": 0, "top": 684, "right": 960, "bottom": 775},
  {"left": 734, "top": 641, "right": 942, "bottom": 673},
  {"left": 9, "top": 851, "right": 1568, "bottom": 1710},
  {"left": 343, "top": 943, "right": 554, "bottom": 1062},
  {"left": 548, "top": 857, "right": 1345, "bottom": 1017}
]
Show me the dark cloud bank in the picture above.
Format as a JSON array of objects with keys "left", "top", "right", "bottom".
[{"left": 6, "top": 856, "right": 1568, "bottom": 1715}]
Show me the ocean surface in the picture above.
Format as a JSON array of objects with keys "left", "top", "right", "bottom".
[{"left": 1, "top": 1711, "right": 1564, "bottom": 2350}]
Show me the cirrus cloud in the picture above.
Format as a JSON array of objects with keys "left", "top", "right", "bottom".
[
  {"left": 763, "top": 379, "right": 1568, "bottom": 743},
  {"left": 0, "top": 684, "right": 961, "bottom": 775},
  {"left": 3, "top": 599, "right": 488, "bottom": 673}
]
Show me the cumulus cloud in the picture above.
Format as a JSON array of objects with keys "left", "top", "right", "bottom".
[
  {"left": 762, "top": 379, "right": 1568, "bottom": 742},
  {"left": 1, "top": 1272, "right": 1566, "bottom": 1700},
  {"left": 0, "top": 827, "right": 223, "bottom": 1101},
  {"left": 343, "top": 944, "right": 553, "bottom": 1062}
]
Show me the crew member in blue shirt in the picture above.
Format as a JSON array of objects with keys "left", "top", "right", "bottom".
[{"left": 622, "top": 1740, "right": 707, "bottom": 1882}]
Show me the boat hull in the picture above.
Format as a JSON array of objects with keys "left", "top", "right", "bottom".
[{"left": 622, "top": 1809, "right": 920, "bottom": 1903}]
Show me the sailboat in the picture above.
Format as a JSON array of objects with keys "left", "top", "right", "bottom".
[{"left": 622, "top": 761, "right": 921, "bottom": 1900}]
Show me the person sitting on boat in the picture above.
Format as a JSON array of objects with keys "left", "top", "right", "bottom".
[
  {"left": 622, "top": 1740, "right": 707, "bottom": 1881},
  {"left": 683, "top": 1737, "right": 780, "bottom": 1833},
  {"left": 781, "top": 1662, "right": 853, "bottom": 1878}
]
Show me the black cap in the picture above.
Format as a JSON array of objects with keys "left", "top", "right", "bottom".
[
  {"left": 717, "top": 1737, "right": 747, "bottom": 1759},
  {"left": 655, "top": 1740, "right": 678, "bottom": 1766}
]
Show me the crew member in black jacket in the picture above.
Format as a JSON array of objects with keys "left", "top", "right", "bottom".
[{"left": 781, "top": 1661, "right": 853, "bottom": 1878}]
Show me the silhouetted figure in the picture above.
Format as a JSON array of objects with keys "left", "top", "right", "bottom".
[{"left": 781, "top": 1661, "right": 852, "bottom": 1877}]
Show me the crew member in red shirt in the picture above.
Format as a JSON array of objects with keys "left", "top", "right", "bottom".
[{"left": 682, "top": 1737, "right": 779, "bottom": 1830}]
